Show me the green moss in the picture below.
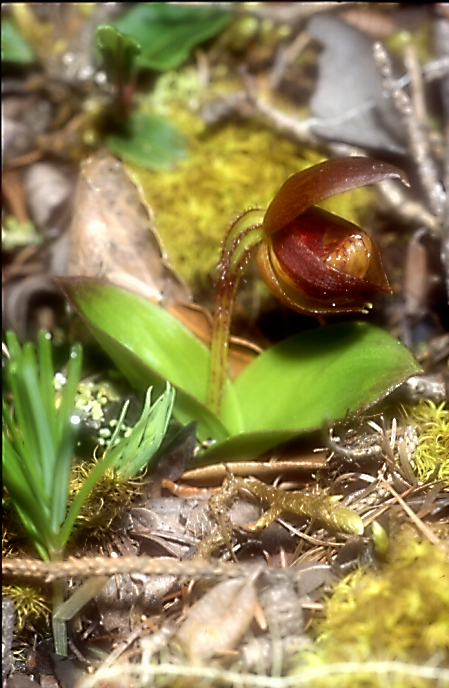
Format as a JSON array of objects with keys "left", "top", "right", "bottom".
[
  {"left": 386, "top": 24, "right": 433, "bottom": 66},
  {"left": 290, "top": 536, "right": 449, "bottom": 687},
  {"left": 68, "top": 459, "right": 145, "bottom": 535},
  {"left": 408, "top": 400, "right": 449, "bottom": 484},
  {"left": 2, "top": 584, "right": 51, "bottom": 632},
  {"left": 126, "top": 71, "right": 377, "bottom": 288}
]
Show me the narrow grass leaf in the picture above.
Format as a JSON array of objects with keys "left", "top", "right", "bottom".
[
  {"left": 7, "top": 342, "right": 56, "bottom": 492},
  {"left": 50, "top": 419, "right": 80, "bottom": 536},
  {"left": 37, "top": 331, "right": 57, "bottom": 443},
  {"left": 112, "top": 383, "right": 175, "bottom": 478},
  {"left": 56, "top": 344, "right": 83, "bottom": 446},
  {"left": 3, "top": 441, "right": 54, "bottom": 554},
  {"left": 2, "top": 399, "right": 48, "bottom": 504},
  {"left": 61, "top": 448, "right": 123, "bottom": 544}
]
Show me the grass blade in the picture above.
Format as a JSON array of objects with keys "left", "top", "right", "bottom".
[{"left": 37, "top": 331, "right": 58, "bottom": 444}]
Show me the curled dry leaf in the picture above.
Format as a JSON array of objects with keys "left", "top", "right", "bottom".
[
  {"left": 176, "top": 574, "right": 258, "bottom": 661},
  {"left": 67, "top": 149, "right": 189, "bottom": 305}
]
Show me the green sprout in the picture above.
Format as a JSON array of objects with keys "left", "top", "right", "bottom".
[
  {"left": 93, "top": 23, "right": 186, "bottom": 170},
  {"left": 92, "top": 3, "right": 231, "bottom": 171},
  {"left": 2, "top": 330, "right": 175, "bottom": 655},
  {"left": 3, "top": 331, "right": 83, "bottom": 655},
  {"left": 2, "top": 331, "right": 84, "bottom": 567}
]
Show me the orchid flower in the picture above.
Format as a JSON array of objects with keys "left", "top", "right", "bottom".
[{"left": 208, "top": 157, "right": 408, "bottom": 416}]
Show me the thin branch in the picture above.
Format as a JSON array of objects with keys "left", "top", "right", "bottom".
[{"left": 373, "top": 42, "right": 446, "bottom": 220}]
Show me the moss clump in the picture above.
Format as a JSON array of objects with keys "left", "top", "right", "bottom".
[
  {"left": 408, "top": 399, "right": 448, "bottom": 484},
  {"left": 69, "top": 460, "right": 145, "bottom": 535},
  {"left": 290, "top": 535, "right": 449, "bottom": 687},
  {"left": 2, "top": 584, "right": 51, "bottom": 632}
]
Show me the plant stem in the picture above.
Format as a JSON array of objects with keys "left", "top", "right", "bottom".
[
  {"left": 51, "top": 569, "right": 68, "bottom": 656},
  {"left": 208, "top": 210, "right": 265, "bottom": 417}
]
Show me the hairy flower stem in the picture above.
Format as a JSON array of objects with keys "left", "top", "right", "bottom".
[{"left": 208, "top": 210, "right": 265, "bottom": 417}]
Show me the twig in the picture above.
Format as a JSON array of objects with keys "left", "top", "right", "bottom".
[
  {"left": 2, "top": 555, "right": 324, "bottom": 584},
  {"left": 373, "top": 42, "right": 446, "bottom": 220},
  {"left": 376, "top": 178, "right": 441, "bottom": 232}
]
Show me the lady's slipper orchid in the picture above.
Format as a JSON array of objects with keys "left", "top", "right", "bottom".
[{"left": 208, "top": 157, "right": 408, "bottom": 415}]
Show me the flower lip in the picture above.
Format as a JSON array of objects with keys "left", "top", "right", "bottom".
[
  {"left": 269, "top": 207, "right": 392, "bottom": 299},
  {"left": 257, "top": 203, "right": 393, "bottom": 316},
  {"left": 262, "top": 157, "right": 409, "bottom": 237}
]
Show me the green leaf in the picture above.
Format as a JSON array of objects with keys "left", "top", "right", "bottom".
[
  {"left": 96, "top": 25, "right": 141, "bottom": 85},
  {"left": 56, "top": 278, "right": 243, "bottom": 441},
  {"left": 112, "top": 3, "right": 232, "bottom": 72},
  {"left": 106, "top": 111, "right": 185, "bottom": 170},
  {"left": 2, "top": 438, "right": 53, "bottom": 549},
  {"left": 106, "top": 383, "right": 175, "bottom": 479},
  {"left": 192, "top": 322, "right": 422, "bottom": 464},
  {"left": 1, "top": 19, "right": 36, "bottom": 64},
  {"left": 235, "top": 322, "right": 422, "bottom": 433}
]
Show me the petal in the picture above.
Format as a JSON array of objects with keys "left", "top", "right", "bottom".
[
  {"left": 272, "top": 208, "right": 391, "bottom": 294},
  {"left": 256, "top": 207, "right": 391, "bottom": 316},
  {"left": 262, "top": 157, "right": 408, "bottom": 236},
  {"left": 256, "top": 240, "right": 373, "bottom": 315}
]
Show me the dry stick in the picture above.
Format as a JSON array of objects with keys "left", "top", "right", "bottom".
[
  {"left": 373, "top": 42, "right": 446, "bottom": 220},
  {"left": 2, "top": 555, "right": 314, "bottom": 584}
]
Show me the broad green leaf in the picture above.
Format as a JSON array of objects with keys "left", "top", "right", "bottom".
[
  {"left": 191, "top": 322, "right": 422, "bottom": 464},
  {"left": 56, "top": 278, "right": 242, "bottom": 440},
  {"left": 113, "top": 3, "right": 232, "bottom": 71},
  {"left": 235, "top": 322, "right": 422, "bottom": 433},
  {"left": 106, "top": 112, "right": 185, "bottom": 170},
  {"left": 1, "top": 19, "right": 35, "bottom": 64},
  {"left": 96, "top": 25, "right": 141, "bottom": 85}
]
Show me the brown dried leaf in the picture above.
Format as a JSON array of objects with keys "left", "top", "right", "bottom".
[
  {"left": 67, "top": 149, "right": 189, "bottom": 305},
  {"left": 176, "top": 574, "right": 258, "bottom": 661},
  {"left": 67, "top": 150, "right": 260, "bottom": 377}
]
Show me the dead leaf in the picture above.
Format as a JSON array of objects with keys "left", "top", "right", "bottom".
[
  {"left": 67, "top": 150, "right": 261, "bottom": 376},
  {"left": 67, "top": 149, "right": 189, "bottom": 305},
  {"left": 176, "top": 573, "right": 259, "bottom": 661}
]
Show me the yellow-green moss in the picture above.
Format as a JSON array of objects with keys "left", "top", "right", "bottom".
[
  {"left": 69, "top": 459, "right": 145, "bottom": 535},
  {"left": 127, "top": 70, "right": 377, "bottom": 288},
  {"left": 386, "top": 24, "right": 433, "bottom": 66},
  {"left": 290, "top": 536, "right": 449, "bottom": 687},
  {"left": 2, "top": 584, "right": 51, "bottom": 632},
  {"left": 409, "top": 400, "right": 449, "bottom": 484}
]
